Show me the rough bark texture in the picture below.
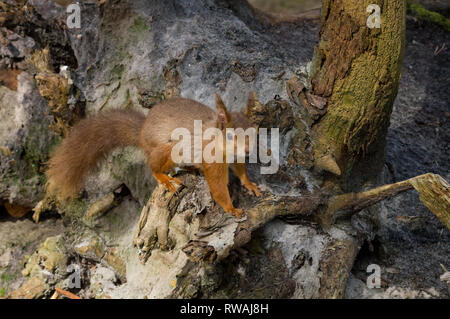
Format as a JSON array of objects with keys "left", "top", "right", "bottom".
[{"left": 309, "top": 0, "right": 406, "bottom": 185}]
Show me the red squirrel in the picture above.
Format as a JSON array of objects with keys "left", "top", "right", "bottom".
[{"left": 46, "top": 93, "right": 261, "bottom": 217}]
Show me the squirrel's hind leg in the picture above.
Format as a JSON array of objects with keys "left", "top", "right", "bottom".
[{"left": 146, "top": 145, "right": 182, "bottom": 193}]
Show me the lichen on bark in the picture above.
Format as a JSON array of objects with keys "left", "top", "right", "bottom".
[{"left": 309, "top": 0, "right": 406, "bottom": 183}]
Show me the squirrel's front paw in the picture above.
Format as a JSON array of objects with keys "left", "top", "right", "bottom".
[
  {"left": 161, "top": 177, "right": 182, "bottom": 193},
  {"left": 230, "top": 207, "right": 244, "bottom": 218},
  {"left": 244, "top": 182, "right": 262, "bottom": 197},
  {"left": 169, "top": 176, "right": 183, "bottom": 186}
]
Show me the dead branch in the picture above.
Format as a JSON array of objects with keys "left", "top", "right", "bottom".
[
  {"left": 322, "top": 173, "right": 450, "bottom": 228},
  {"left": 54, "top": 287, "right": 81, "bottom": 299},
  {"left": 134, "top": 169, "right": 448, "bottom": 265}
]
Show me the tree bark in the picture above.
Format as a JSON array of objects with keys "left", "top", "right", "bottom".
[{"left": 309, "top": 0, "right": 406, "bottom": 184}]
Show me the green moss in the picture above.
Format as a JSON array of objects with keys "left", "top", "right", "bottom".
[
  {"left": 111, "top": 64, "right": 125, "bottom": 79},
  {"left": 0, "top": 270, "right": 17, "bottom": 297},
  {"left": 408, "top": 3, "right": 450, "bottom": 31},
  {"left": 111, "top": 151, "right": 139, "bottom": 182},
  {"left": 304, "top": 1, "right": 408, "bottom": 192},
  {"left": 63, "top": 199, "right": 88, "bottom": 219},
  {"left": 22, "top": 241, "right": 30, "bottom": 251},
  {"left": 22, "top": 236, "right": 67, "bottom": 277},
  {"left": 23, "top": 121, "right": 61, "bottom": 179},
  {"left": 129, "top": 16, "right": 149, "bottom": 34},
  {"left": 0, "top": 273, "right": 12, "bottom": 282}
]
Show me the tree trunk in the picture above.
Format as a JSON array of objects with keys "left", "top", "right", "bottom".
[{"left": 310, "top": 0, "right": 406, "bottom": 186}]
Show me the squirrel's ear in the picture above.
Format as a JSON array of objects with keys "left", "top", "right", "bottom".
[
  {"left": 245, "top": 91, "right": 255, "bottom": 116},
  {"left": 215, "top": 93, "right": 230, "bottom": 129}
]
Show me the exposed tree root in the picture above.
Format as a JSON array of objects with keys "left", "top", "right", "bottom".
[{"left": 134, "top": 172, "right": 449, "bottom": 264}]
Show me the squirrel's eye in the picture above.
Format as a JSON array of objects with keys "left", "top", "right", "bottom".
[{"left": 227, "top": 133, "right": 233, "bottom": 140}]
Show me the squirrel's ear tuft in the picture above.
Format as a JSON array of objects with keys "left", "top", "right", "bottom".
[
  {"left": 245, "top": 91, "right": 255, "bottom": 116},
  {"left": 215, "top": 93, "right": 226, "bottom": 110},
  {"left": 215, "top": 93, "right": 230, "bottom": 129}
]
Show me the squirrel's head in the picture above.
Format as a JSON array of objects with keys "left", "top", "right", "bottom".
[{"left": 215, "top": 93, "right": 257, "bottom": 157}]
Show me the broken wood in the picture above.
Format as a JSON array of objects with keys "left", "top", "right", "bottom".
[
  {"left": 134, "top": 171, "right": 449, "bottom": 265},
  {"left": 54, "top": 287, "right": 81, "bottom": 300},
  {"left": 322, "top": 173, "right": 450, "bottom": 228}
]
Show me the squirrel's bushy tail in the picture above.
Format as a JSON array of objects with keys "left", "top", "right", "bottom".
[{"left": 46, "top": 109, "right": 146, "bottom": 199}]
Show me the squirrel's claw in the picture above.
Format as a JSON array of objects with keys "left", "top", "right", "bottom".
[
  {"left": 244, "top": 182, "right": 262, "bottom": 197},
  {"left": 162, "top": 181, "right": 177, "bottom": 193},
  {"left": 169, "top": 176, "right": 183, "bottom": 186},
  {"left": 161, "top": 177, "right": 183, "bottom": 193},
  {"left": 230, "top": 207, "right": 245, "bottom": 218}
]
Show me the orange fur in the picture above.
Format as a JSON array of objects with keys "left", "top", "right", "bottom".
[
  {"left": 45, "top": 95, "right": 260, "bottom": 217},
  {"left": 46, "top": 109, "right": 145, "bottom": 199}
]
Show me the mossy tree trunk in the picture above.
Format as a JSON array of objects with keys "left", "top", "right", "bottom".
[{"left": 310, "top": 0, "right": 406, "bottom": 187}]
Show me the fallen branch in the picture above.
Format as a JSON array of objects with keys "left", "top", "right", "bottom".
[
  {"left": 54, "top": 287, "right": 81, "bottom": 299},
  {"left": 183, "top": 190, "right": 326, "bottom": 262},
  {"left": 134, "top": 173, "right": 449, "bottom": 264},
  {"left": 322, "top": 173, "right": 450, "bottom": 228}
]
